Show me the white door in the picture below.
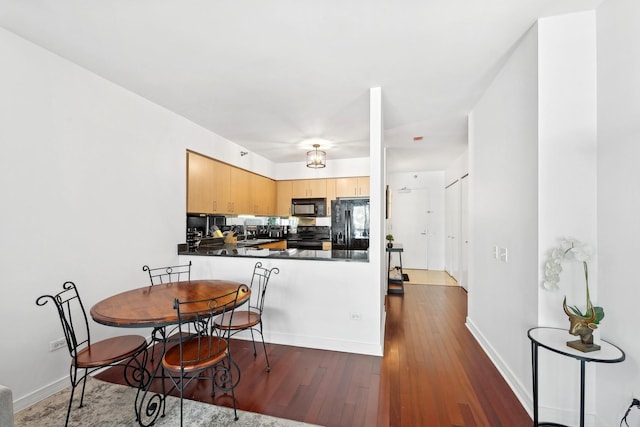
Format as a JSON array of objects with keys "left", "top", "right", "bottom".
[
  {"left": 460, "top": 175, "right": 469, "bottom": 290},
  {"left": 445, "top": 181, "right": 460, "bottom": 279},
  {"left": 392, "top": 188, "right": 429, "bottom": 269}
]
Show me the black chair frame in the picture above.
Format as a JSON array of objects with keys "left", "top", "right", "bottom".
[
  {"left": 36, "top": 282, "right": 148, "bottom": 427},
  {"left": 142, "top": 261, "right": 192, "bottom": 361},
  {"left": 214, "top": 261, "right": 279, "bottom": 372},
  {"left": 161, "top": 284, "right": 249, "bottom": 426}
]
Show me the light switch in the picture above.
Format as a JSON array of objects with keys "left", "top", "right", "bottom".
[{"left": 499, "top": 247, "right": 508, "bottom": 262}]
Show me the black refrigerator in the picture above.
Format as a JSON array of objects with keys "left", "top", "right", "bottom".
[{"left": 331, "top": 198, "right": 370, "bottom": 250}]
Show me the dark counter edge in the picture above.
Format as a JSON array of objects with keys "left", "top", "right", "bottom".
[{"left": 177, "top": 242, "right": 369, "bottom": 262}]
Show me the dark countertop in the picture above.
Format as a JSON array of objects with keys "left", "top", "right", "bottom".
[{"left": 178, "top": 241, "right": 369, "bottom": 262}]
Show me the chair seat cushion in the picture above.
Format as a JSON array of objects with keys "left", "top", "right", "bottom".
[
  {"left": 162, "top": 336, "right": 228, "bottom": 373},
  {"left": 214, "top": 311, "right": 261, "bottom": 330},
  {"left": 75, "top": 335, "right": 147, "bottom": 368}
]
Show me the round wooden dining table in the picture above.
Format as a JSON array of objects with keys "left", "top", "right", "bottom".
[
  {"left": 90, "top": 279, "right": 250, "bottom": 328},
  {"left": 90, "top": 279, "right": 250, "bottom": 427}
]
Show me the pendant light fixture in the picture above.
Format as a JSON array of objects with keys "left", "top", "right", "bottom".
[{"left": 306, "top": 143, "right": 326, "bottom": 168}]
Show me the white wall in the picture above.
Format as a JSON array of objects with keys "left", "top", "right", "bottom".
[
  {"left": 537, "top": 12, "right": 599, "bottom": 424},
  {"left": 274, "top": 157, "right": 370, "bottom": 180},
  {"left": 0, "top": 27, "right": 384, "bottom": 411},
  {"left": 467, "top": 19, "right": 540, "bottom": 413},
  {"left": 596, "top": 0, "right": 640, "bottom": 424},
  {"left": 469, "top": 9, "right": 636, "bottom": 426}
]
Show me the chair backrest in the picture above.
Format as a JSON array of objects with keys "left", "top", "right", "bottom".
[
  {"left": 36, "top": 282, "right": 91, "bottom": 364},
  {"left": 248, "top": 262, "right": 279, "bottom": 314},
  {"left": 173, "top": 283, "right": 250, "bottom": 364},
  {"left": 143, "top": 261, "right": 192, "bottom": 285}
]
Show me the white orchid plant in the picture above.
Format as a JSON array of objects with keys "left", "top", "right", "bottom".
[{"left": 543, "top": 238, "right": 604, "bottom": 324}]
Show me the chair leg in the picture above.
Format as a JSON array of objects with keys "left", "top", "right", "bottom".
[
  {"left": 78, "top": 370, "right": 88, "bottom": 408},
  {"left": 64, "top": 384, "right": 76, "bottom": 427},
  {"left": 226, "top": 356, "right": 239, "bottom": 421},
  {"left": 258, "top": 331, "right": 271, "bottom": 372},
  {"left": 249, "top": 328, "right": 258, "bottom": 357}
]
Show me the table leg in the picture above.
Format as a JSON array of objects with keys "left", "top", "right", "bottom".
[
  {"left": 579, "top": 360, "right": 585, "bottom": 427},
  {"left": 532, "top": 340, "right": 539, "bottom": 427},
  {"left": 134, "top": 341, "right": 169, "bottom": 427}
]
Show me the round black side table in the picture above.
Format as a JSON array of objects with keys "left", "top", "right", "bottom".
[{"left": 527, "top": 327, "right": 625, "bottom": 427}]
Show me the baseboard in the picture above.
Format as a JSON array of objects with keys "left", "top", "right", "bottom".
[
  {"left": 13, "top": 376, "right": 68, "bottom": 412},
  {"left": 465, "top": 317, "right": 533, "bottom": 418},
  {"left": 266, "top": 331, "right": 384, "bottom": 357}
]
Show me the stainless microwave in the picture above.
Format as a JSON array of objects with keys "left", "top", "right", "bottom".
[{"left": 291, "top": 198, "right": 327, "bottom": 217}]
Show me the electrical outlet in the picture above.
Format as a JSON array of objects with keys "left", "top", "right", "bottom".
[
  {"left": 350, "top": 312, "right": 362, "bottom": 321},
  {"left": 49, "top": 338, "right": 66, "bottom": 352}
]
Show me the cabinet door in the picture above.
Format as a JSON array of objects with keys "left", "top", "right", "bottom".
[
  {"left": 211, "top": 160, "right": 230, "bottom": 214},
  {"left": 357, "top": 177, "right": 370, "bottom": 196},
  {"left": 336, "top": 177, "right": 358, "bottom": 197},
  {"left": 307, "top": 179, "right": 326, "bottom": 197},
  {"left": 292, "top": 179, "right": 326, "bottom": 198},
  {"left": 265, "top": 178, "right": 276, "bottom": 215},
  {"left": 325, "top": 178, "right": 337, "bottom": 216},
  {"left": 187, "top": 152, "right": 215, "bottom": 214},
  {"left": 291, "top": 180, "right": 310, "bottom": 198},
  {"left": 251, "top": 174, "right": 276, "bottom": 215},
  {"left": 276, "top": 181, "right": 292, "bottom": 216},
  {"left": 229, "top": 167, "right": 251, "bottom": 214},
  {"left": 336, "top": 176, "right": 369, "bottom": 197}
]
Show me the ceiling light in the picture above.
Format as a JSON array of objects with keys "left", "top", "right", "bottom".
[{"left": 306, "top": 144, "right": 326, "bottom": 169}]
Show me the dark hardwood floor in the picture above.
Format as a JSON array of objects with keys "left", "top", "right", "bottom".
[{"left": 97, "top": 284, "right": 532, "bottom": 426}]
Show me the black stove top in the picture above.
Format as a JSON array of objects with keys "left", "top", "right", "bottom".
[
  {"left": 287, "top": 226, "right": 330, "bottom": 249},
  {"left": 287, "top": 226, "right": 331, "bottom": 240}
]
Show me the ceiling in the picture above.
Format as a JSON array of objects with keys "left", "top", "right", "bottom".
[{"left": 0, "top": 0, "right": 604, "bottom": 172}]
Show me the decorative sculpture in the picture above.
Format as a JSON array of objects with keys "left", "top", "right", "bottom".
[{"left": 563, "top": 297, "right": 601, "bottom": 352}]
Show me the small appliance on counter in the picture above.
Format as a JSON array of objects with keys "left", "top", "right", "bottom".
[
  {"left": 186, "top": 214, "right": 226, "bottom": 238},
  {"left": 331, "top": 198, "right": 370, "bottom": 250},
  {"left": 186, "top": 228, "right": 202, "bottom": 251}
]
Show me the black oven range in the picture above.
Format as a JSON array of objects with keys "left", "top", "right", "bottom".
[{"left": 286, "top": 226, "right": 331, "bottom": 250}]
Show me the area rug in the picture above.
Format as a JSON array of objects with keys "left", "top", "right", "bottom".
[{"left": 15, "top": 377, "right": 320, "bottom": 427}]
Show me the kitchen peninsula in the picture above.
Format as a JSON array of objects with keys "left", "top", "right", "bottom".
[{"left": 178, "top": 239, "right": 369, "bottom": 261}]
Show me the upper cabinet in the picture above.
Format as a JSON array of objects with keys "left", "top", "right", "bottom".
[
  {"left": 325, "top": 179, "right": 337, "bottom": 216},
  {"left": 336, "top": 176, "right": 370, "bottom": 197},
  {"left": 187, "top": 151, "right": 274, "bottom": 215},
  {"left": 291, "top": 179, "right": 326, "bottom": 198},
  {"left": 211, "top": 160, "right": 231, "bottom": 214},
  {"left": 188, "top": 151, "right": 368, "bottom": 217},
  {"left": 187, "top": 152, "right": 233, "bottom": 214},
  {"left": 187, "top": 152, "right": 216, "bottom": 214},
  {"left": 229, "top": 167, "right": 251, "bottom": 214},
  {"left": 251, "top": 174, "right": 276, "bottom": 216},
  {"left": 276, "top": 180, "right": 292, "bottom": 217}
]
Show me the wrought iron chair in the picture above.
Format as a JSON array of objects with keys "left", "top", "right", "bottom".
[
  {"left": 213, "top": 261, "right": 279, "bottom": 372},
  {"left": 161, "top": 284, "right": 249, "bottom": 426},
  {"left": 142, "top": 261, "right": 192, "bottom": 285},
  {"left": 142, "top": 261, "right": 192, "bottom": 360},
  {"left": 36, "top": 282, "right": 148, "bottom": 427}
]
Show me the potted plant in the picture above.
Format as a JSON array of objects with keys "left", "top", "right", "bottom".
[{"left": 386, "top": 234, "right": 394, "bottom": 248}]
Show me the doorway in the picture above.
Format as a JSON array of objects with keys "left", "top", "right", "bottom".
[{"left": 391, "top": 187, "right": 430, "bottom": 269}]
